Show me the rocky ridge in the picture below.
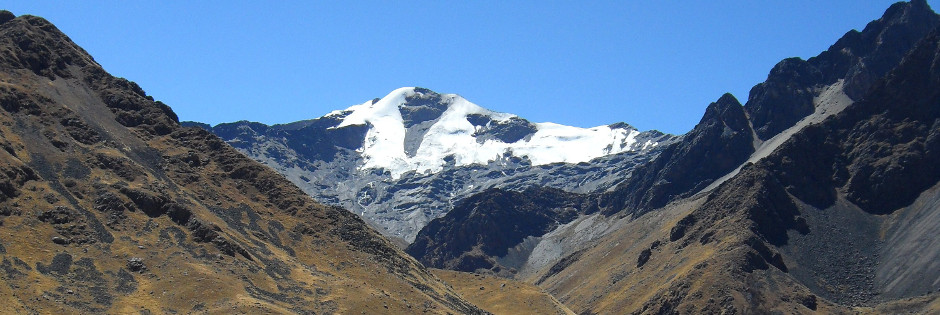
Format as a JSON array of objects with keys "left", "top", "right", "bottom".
[{"left": 539, "top": 19, "right": 940, "bottom": 312}]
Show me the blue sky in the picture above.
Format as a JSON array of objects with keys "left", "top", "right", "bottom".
[{"left": 4, "top": 1, "right": 931, "bottom": 134}]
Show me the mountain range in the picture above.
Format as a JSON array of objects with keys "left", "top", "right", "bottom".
[
  {"left": 3, "top": 0, "right": 940, "bottom": 314},
  {"left": 197, "top": 0, "right": 940, "bottom": 313},
  {"left": 185, "top": 89, "right": 676, "bottom": 243}
]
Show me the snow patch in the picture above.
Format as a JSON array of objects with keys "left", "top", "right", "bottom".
[{"left": 510, "top": 122, "right": 638, "bottom": 166}]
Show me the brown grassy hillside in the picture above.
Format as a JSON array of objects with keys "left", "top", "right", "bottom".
[
  {"left": 432, "top": 269, "right": 574, "bottom": 315},
  {"left": 0, "top": 11, "right": 486, "bottom": 314}
]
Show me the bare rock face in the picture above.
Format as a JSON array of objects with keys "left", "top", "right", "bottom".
[
  {"left": 407, "top": 187, "right": 588, "bottom": 276},
  {"left": 745, "top": 57, "right": 822, "bottom": 140},
  {"left": 601, "top": 93, "right": 754, "bottom": 215},
  {"left": 0, "top": 11, "right": 486, "bottom": 314},
  {"left": 125, "top": 257, "right": 144, "bottom": 272},
  {"left": 763, "top": 24, "right": 940, "bottom": 216},
  {"left": 671, "top": 24, "right": 940, "bottom": 308},
  {"left": 0, "top": 11, "right": 14, "bottom": 25}
]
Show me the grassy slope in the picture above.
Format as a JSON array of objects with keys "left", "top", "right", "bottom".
[
  {"left": 0, "top": 13, "right": 485, "bottom": 314},
  {"left": 432, "top": 269, "right": 574, "bottom": 315}
]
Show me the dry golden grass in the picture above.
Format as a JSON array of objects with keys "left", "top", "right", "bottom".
[
  {"left": 0, "top": 14, "right": 486, "bottom": 314},
  {"left": 432, "top": 269, "right": 574, "bottom": 315}
]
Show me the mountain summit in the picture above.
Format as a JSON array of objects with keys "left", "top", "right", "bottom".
[
  {"left": 195, "top": 87, "right": 675, "bottom": 241},
  {"left": 322, "top": 86, "right": 653, "bottom": 178}
]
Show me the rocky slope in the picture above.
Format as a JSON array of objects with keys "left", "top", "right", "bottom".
[
  {"left": 189, "top": 88, "right": 676, "bottom": 242},
  {"left": 409, "top": 0, "right": 940, "bottom": 313},
  {"left": 407, "top": 187, "right": 592, "bottom": 276},
  {"left": 0, "top": 11, "right": 487, "bottom": 314},
  {"left": 529, "top": 1, "right": 940, "bottom": 313},
  {"left": 747, "top": 0, "right": 940, "bottom": 140},
  {"left": 598, "top": 93, "right": 754, "bottom": 215},
  {"left": 604, "top": 0, "right": 940, "bottom": 215},
  {"left": 536, "top": 18, "right": 940, "bottom": 313}
]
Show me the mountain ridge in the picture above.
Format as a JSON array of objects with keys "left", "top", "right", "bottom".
[{"left": 196, "top": 86, "right": 667, "bottom": 178}]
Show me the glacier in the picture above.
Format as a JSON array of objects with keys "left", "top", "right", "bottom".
[{"left": 330, "top": 87, "right": 645, "bottom": 178}]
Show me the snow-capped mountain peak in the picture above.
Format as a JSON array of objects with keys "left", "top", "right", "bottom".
[
  {"left": 198, "top": 87, "right": 677, "bottom": 241},
  {"left": 327, "top": 87, "right": 654, "bottom": 178}
]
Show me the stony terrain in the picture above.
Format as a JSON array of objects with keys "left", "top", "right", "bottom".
[{"left": 0, "top": 11, "right": 488, "bottom": 314}]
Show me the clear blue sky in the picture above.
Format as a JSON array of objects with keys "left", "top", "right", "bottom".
[{"left": 4, "top": 1, "right": 932, "bottom": 134}]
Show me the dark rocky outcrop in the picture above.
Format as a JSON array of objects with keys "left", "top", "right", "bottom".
[
  {"left": 467, "top": 115, "right": 539, "bottom": 143},
  {"left": 757, "top": 24, "right": 940, "bottom": 215},
  {"left": 745, "top": 57, "right": 822, "bottom": 140},
  {"left": 0, "top": 164, "right": 37, "bottom": 201},
  {"left": 400, "top": 87, "right": 451, "bottom": 126},
  {"left": 0, "top": 10, "right": 15, "bottom": 25},
  {"left": 600, "top": 93, "right": 754, "bottom": 214},
  {"left": 746, "top": 0, "right": 939, "bottom": 140},
  {"left": 407, "top": 187, "right": 587, "bottom": 275}
]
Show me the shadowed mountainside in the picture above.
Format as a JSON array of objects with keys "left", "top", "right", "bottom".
[{"left": 407, "top": 187, "right": 591, "bottom": 276}]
